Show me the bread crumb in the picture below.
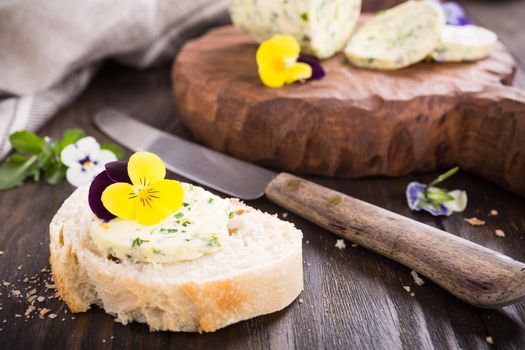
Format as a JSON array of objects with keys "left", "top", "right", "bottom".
[
  {"left": 465, "top": 217, "right": 486, "bottom": 226},
  {"left": 15, "top": 314, "right": 22, "bottom": 318},
  {"left": 298, "top": 298, "right": 304, "bottom": 304},
  {"left": 2, "top": 281, "right": 11, "bottom": 286},
  {"left": 48, "top": 314, "right": 57, "bottom": 319},
  {"left": 0, "top": 251, "right": 3, "bottom": 256},
  {"left": 24, "top": 305, "right": 36, "bottom": 317},
  {"left": 351, "top": 243, "right": 358, "bottom": 248},
  {"left": 489, "top": 209, "right": 498, "bottom": 216},
  {"left": 335, "top": 239, "right": 346, "bottom": 250},
  {"left": 494, "top": 229, "right": 505, "bottom": 238},
  {"left": 17, "top": 265, "right": 22, "bottom": 270},
  {"left": 403, "top": 286, "right": 411, "bottom": 293},
  {"left": 40, "top": 308, "right": 50, "bottom": 317},
  {"left": 410, "top": 271, "right": 425, "bottom": 286},
  {"left": 282, "top": 212, "right": 288, "bottom": 218},
  {"left": 485, "top": 336, "right": 493, "bottom": 344},
  {"left": 102, "top": 339, "right": 106, "bottom": 343},
  {"left": 410, "top": 292, "right": 415, "bottom": 297},
  {"left": 306, "top": 240, "right": 310, "bottom": 244}
]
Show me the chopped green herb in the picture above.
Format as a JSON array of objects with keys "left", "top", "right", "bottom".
[
  {"left": 174, "top": 212, "right": 184, "bottom": 219},
  {"left": 132, "top": 237, "right": 149, "bottom": 247},
  {"left": 207, "top": 234, "right": 220, "bottom": 247},
  {"left": 151, "top": 248, "right": 162, "bottom": 255},
  {"left": 228, "top": 211, "right": 234, "bottom": 219},
  {"left": 208, "top": 198, "right": 214, "bottom": 204},
  {"left": 182, "top": 202, "right": 189, "bottom": 207},
  {"left": 160, "top": 228, "right": 178, "bottom": 233},
  {"left": 300, "top": 12, "right": 309, "bottom": 21}
]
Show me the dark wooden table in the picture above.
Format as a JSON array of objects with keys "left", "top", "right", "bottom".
[{"left": 1, "top": 1, "right": 525, "bottom": 349}]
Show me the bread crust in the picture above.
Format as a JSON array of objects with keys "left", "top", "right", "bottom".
[{"left": 49, "top": 186, "right": 303, "bottom": 332}]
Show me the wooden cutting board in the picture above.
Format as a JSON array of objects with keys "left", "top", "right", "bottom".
[{"left": 172, "top": 23, "right": 525, "bottom": 198}]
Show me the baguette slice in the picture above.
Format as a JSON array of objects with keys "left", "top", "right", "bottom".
[
  {"left": 344, "top": 1, "right": 444, "bottom": 70},
  {"left": 429, "top": 25, "right": 497, "bottom": 62},
  {"left": 49, "top": 186, "right": 303, "bottom": 333}
]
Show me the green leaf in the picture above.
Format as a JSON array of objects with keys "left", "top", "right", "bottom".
[
  {"left": 44, "top": 165, "right": 66, "bottom": 185},
  {"left": 58, "top": 128, "right": 85, "bottom": 151},
  {"left": 0, "top": 154, "right": 38, "bottom": 190},
  {"left": 9, "top": 131, "right": 45, "bottom": 155},
  {"left": 100, "top": 143, "right": 125, "bottom": 160},
  {"left": 428, "top": 166, "right": 460, "bottom": 187}
]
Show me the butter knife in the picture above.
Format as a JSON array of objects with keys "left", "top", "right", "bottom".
[{"left": 94, "top": 108, "right": 525, "bottom": 308}]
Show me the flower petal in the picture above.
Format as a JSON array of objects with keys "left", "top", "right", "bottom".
[
  {"left": 128, "top": 152, "right": 166, "bottom": 187},
  {"left": 101, "top": 182, "right": 137, "bottom": 220},
  {"left": 406, "top": 182, "right": 426, "bottom": 210},
  {"left": 442, "top": 2, "right": 473, "bottom": 26},
  {"left": 443, "top": 190, "right": 468, "bottom": 212},
  {"left": 60, "top": 144, "right": 80, "bottom": 167},
  {"left": 75, "top": 136, "right": 100, "bottom": 153},
  {"left": 147, "top": 179, "right": 184, "bottom": 213},
  {"left": 94, "top": 149, "right": 117, "bottom": 166},
  {"left": 66, "top": 165, "right": 96, "bottom": 187},
  {"left": 258, "top": 65, "right": 287, "bottom": 88},
  {"left": 285, "top": 62, "right": 312, "bottom": 84},
  {"left": 298, "top": 55, "right": 325, "bottom": 80},
  {"left": 89, "top": 171, "right": 116, "bottom": 221},
  {"left": 105, "top": 161, "right": 131, "bottom": 183},
  {"left": 256, "top": 35, "right": 300, "bottom": 67},
  {"left": 133, "top": 180, "right": 184, "bottom": 226}
]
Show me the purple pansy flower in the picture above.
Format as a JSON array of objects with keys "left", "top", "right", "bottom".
[
  {"left": 298, "top": 54, "right": 325, "bottom": 80},
  {"left": 441, "top": 2, "right": 473, "bottom": 26},
  {"left": 88, "top": 160, "right": 130, "bottom": 221}
]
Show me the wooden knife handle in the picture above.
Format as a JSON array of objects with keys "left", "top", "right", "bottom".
[{"left": 265, "top": 173, "right": 525, "bottom": 308}]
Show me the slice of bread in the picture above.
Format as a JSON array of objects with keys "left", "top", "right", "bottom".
[{"left": 49, "top": 186, "right": 303, "bottom": 332}]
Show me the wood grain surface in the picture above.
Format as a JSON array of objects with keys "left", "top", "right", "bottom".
[
  {"left": 172, "top": 21, "right": 525, "bottom": 198},
  {"left": 1, "top": 1, "right": 525, "bottom": 349}
]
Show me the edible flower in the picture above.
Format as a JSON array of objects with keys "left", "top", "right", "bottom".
[
  {"left": 406, "top": 166, "right": 467, "bottom": 216},
  {"left": 298, "top": 54, "right": 326, "bottom": 81},
  {"left": 441, "top": 1, "right": 473, "bottom": 26},
  {"left": 89, "top": 152, "right": 184, "bottom": 226},
  {"left": 60, "top": 136, "right": 117, "bottom": 187},
  {"left": 256, "top": 35, "right": 312, "bottom": 88}
]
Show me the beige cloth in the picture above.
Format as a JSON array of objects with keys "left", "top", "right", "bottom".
[{"left": 0, "top": 0, "right": 228, "bottom": 158}]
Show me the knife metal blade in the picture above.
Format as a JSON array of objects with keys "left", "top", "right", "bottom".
[{"left": 94, "top": 109, "right": 276, "bottom": 200}]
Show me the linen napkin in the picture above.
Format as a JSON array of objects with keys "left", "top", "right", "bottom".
[{"left": 0, "top": 0, "right": 228, "bottom": 159}]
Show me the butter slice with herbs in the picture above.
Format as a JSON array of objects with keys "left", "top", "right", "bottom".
[
  {"left": 229, "top": 0, "right": 362, "bottom": 59},
  {"left": 429, "top": 25, "right": 497, "bottom": 63},
  {"left": 90, "top": 183, "right": 232, "bottom": 264},
  {"left": 344, "top": 1, "right": 444, "bottom": 70}
]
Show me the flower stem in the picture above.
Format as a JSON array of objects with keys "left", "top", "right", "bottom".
[{"left": 428, "top": 166, "right": 460, "bottom": 188}]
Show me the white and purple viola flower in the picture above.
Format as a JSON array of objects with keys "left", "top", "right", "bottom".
[
  {"left": 406, "top": 167, "right": 467, "bottom": 216},
  {"left": 60, "top": 136, "right": 117, "bottom": 187},
  {"left": 427, "top": 0, "right": 473, "bottom": 26},
  {"left": 441, "top": 1, "right": 473, "bottom": 26}
]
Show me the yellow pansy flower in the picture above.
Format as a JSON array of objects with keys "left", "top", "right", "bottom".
[
  {"left": 256, "top": 35, "right": 312, "bottom": 88},
  {"left": 101, "top": 152, "right": 184, "bottom": 226}
]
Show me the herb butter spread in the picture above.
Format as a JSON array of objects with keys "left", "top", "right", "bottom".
[
  {"left": 344, "top": 1, "right": 444, "bottom": 70},
  {"left": 90, "top": 183, "right": 231, "bottom": 263},
  {"left": 429, "top": 25, "right": 497, "bottom": 63},
  {"left": 230, "top": 0, "right": 362, "bottom": 59}
]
